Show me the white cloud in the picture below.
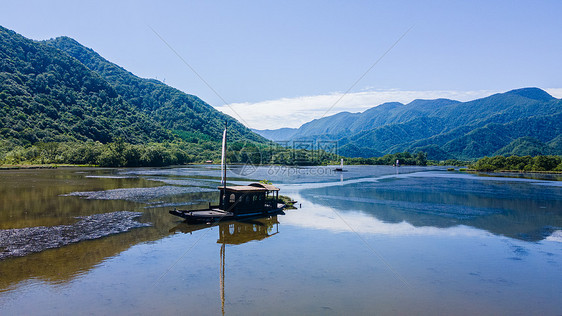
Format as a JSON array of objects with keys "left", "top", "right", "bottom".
[
  {"left": 545, "top": 230, "right": 562, "bottom": 242},
  {"left": 281, "top": 194, "right": 491, "bottom": 238},
  {"left": 214, "top": 89, "right": 500, "bottom": 130},
  {"left": 545, "top": 88, "right": 562, "bottom": 98}
]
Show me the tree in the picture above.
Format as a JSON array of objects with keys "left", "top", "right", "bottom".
[
  {"left": 415, "top": 151, "right": 428, "bottom": 166},
  {"left": 37, "top": 142, "right": 60, "bottom": 162}
]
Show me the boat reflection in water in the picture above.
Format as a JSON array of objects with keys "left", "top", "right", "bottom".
[{"left": 170, "top": 215, "right": 281, "bottom": 315}]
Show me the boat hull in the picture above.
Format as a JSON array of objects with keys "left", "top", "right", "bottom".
[{"left": 169, "top": 204, "right": 285, "bottom": 224}]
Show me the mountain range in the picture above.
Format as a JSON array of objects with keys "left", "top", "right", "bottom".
[
  {"left": 2, "top": 25, "right": 560, "bottom": 162},
  {"left": 0, "top": 25, "right": 264, "bottom": 148},
  {"left": 254, "top": 88, "right": 562, "bottom": 160}
]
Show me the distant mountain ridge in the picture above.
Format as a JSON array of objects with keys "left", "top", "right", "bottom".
[
  {"left": 254, "top": 88, "right": 562, "bottom": 159},
  {"left": 251, "top": 127, "right": 297, "bottom": 142},
  {"left": 2, "top": 25, "right": 560, "bottom": 161}
]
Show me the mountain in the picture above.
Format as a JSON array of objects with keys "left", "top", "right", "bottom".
[
  {"left": 252, "top": 127, "right": 297, "bottom": 142},
  {"left": 0, "top": 25, "right": 265, "bottom": 148},
  {"left": 493, "top": 137, "right": 553, "bottom": 157},
  {"left": 2, "top": 24, "right": 560, "bottom": 162},
  {"left": 44, "top": 36, "right": 265, "bottom": 144},
  {"left": 0, "top": 25, "right": 171, "bottom": 145},
  {"left": 547, "top": 134, "right": 562, "bottom": 153},
  {"left": 258, "top": 88, "right": 562, "bottom": 159},
  {"left": 289, "top": 99, "right": 461, "bottom": 140}
]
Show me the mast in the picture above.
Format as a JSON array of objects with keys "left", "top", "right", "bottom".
[
  {"left": 220, "top": 242, "right": 225, "bottom": 315},
  {"left": 221, "top": 121, "right": 227, "bottom": 209}
]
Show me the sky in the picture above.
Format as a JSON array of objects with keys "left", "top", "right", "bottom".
[{"left": 1, "top": 0, "right": 561, "bottom": 129}]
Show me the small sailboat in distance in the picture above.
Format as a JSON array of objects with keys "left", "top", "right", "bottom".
[{"left": 334, "top": 158, "right": 346, "bottom": 172}]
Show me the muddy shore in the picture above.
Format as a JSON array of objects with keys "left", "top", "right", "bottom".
[{"left": 0, "top": 211, "right": 150, "bottom": 260}]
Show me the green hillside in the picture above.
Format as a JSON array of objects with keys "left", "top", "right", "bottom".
[
  {"left": 493, "top": 137, "right": 553, "bottom": 157},
  {"left": 44, "top": 36, "right": 264, "bottom": 144},
  {"left": 0, "top": 25, "right": 268, "bottom": 166},
  {"left": 255, "top": 88, "right": 562, "bottom": 160},
  {"left": 0, "top": 26, "right": 171, "bottom": 146}
]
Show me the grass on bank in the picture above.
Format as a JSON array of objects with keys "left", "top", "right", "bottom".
[{"left": 2, "top": 138, "right": 561, "bottom": 174}]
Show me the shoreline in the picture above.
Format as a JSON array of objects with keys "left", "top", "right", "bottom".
[
  {"left": 3, "top": 163, "right": 562, "bottom": 176},
  {"left": 0, "top": 164, "right": 59, "bottom": 170},
  {"left": 0, "top": 164, "right": 99, "bottom": 170},
  {"left": 466, "top": 169, "right": 562, "bottom": 175}
]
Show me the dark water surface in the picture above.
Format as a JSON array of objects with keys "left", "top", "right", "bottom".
[{"left": 0, "top": 165, "right": 561, "bottom": 315}]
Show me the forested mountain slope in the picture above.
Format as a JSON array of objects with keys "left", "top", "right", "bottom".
[
  {"left": 45, "top": 36, "right": 264, "bottom": 143},
  {"left": 0, "top": 25, "right": 266, "bottom": 148},
  {"left": 255, "top": 88, "right": 562, "bottom": 159},
  {"left": 0, "top": 26, "right": 171, "bottom": 145}
]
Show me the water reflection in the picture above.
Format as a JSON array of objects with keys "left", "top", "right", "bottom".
[
  {"left": 1, "top": 166, "right": 561, "bottom": 315},
  {"left": 0, "top": 167, "right": 217, "bottom": 291},
  {"left": 473, "top": 170, "right": 562, "bottom": 182},
  {"left": 298, "top": 172, "right": 562, "bottom": 241},
  {"left": 171, "top": 216, "right": 281, "bottom": 244},
  {"left": 171, "top": 215, "right": 281, "bottom": 315},
  {"left": 0, "top": 221, "right": 169, "bottom": 292},
  {"left": 0, "top": 168, "right": 158, "bottom": 229}
]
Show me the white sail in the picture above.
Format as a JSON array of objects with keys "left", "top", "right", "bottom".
[
  {"left": 340, "top": 158, "right": 344, "bottom": 169},
  {"left": 221, "top": 127, "right": 226, "bottom": 186}
]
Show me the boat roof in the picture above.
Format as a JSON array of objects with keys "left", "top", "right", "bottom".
[{"left": 218, "top": 182, "right": 280, "bottom": 192}]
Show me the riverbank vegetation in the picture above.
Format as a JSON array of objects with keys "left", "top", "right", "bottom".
[
  {"left": 0, "top": 139, "right": 204, "bottom": 167},
  {"left": 0, "top": 138, "right": 328, "bottom": 167},
  {"left": 4, "top": 135, "right": 562, "bottom": 173},
  {"left": 342, "top": 151, "right": 428, "bottom": 166},
  {"left": 0, "top": 138, "right": 434, "bottom": 168},
  {"left": 470, "top": 155, "right": 562, "bottom": 172}
]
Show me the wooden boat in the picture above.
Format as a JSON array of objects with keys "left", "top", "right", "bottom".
[
  {"left": 169, "top": 182, "right": 285, "bottom": 223},
  {"left": 170, "top": 122, "right": 285, "bottom": 223}
]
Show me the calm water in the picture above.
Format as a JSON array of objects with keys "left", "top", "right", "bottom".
[{"left": 0, "top": 165, "right": 561, "bottom": 315}]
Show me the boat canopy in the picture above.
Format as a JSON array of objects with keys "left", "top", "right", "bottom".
[
  {"left": 217, "top": 182, "right": 280, "bottom": 192},
  {"left": 218, "top": 183, "right": 280, "bottom": 213}
]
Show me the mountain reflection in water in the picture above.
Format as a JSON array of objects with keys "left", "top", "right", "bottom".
[
  {"left": 1, "top": 167, "right": 561, "bottom": 315},
  {"left": 0, "top": 219, "right": 165, "bottom": 292},
  {"left": 297, "top": 171, "right": 562, "bottom": 241}
]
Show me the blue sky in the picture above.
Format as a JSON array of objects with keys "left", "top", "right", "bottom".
[{"left": 2, "top": 0, "right": 561, "bottom": 129}]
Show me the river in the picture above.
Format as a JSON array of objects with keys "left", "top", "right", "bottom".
[{"left": 0, "top": 165, "right": 561, "bottom": 315}]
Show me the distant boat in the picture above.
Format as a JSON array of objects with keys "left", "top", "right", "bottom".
[
  {"left": 170, "top": 122, "right": 285, "bottom": 223},
  {"left": 334, "top": 158, "right": 346, "bottom": 172}
]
